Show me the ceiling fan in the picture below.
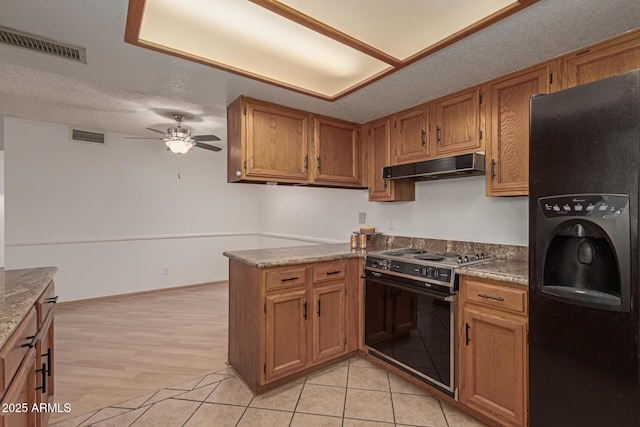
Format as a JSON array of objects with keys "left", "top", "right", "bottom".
[{"left": 127, "top": 113, "right": 222, "bottom": 154}]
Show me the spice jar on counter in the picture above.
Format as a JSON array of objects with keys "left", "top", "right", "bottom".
[
  {"left": 358, "top": 233, "right": 368, "bottom": 249},
  {"left": 350, "top": 233, "right": 359, "bottom": 249}
]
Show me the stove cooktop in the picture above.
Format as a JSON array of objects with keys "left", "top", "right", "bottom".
[{"left": 369, "top": 247, "right": 493, "bottom": 267}]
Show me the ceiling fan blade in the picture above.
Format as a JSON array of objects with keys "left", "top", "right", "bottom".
[
  {"left": 146, "top": 127, "right": 167, "bottom": 135},
  {"left": 194, "top": 142, "right": 222, "bottom": 152},
  {"left": 192, "top": 134, "right": 221, "bottom": 142}
]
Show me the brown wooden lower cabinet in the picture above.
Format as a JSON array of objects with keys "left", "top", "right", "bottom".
[
  {"left": 228, "top": 258, "right": 361, "bottom": 394},
  {"left": 459, "top": 275, "right": 528, "bottom": 427},
  {"left": 0, "top": 280, "right": 57, "bottom": 427}
]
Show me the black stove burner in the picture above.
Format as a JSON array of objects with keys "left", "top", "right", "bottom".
[
  {"left": 414, "top": 254, "right": 445, "bottom": 261},
  {"left": 384, "top": 249, "right": 426, "bottom": 256}
]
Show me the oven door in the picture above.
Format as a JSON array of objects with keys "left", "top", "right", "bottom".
[{"left": 364, "top": 269, "right": 457, "bottom": 397}]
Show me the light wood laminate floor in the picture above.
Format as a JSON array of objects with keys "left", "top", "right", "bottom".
[{"left": 51, "top": 283, "right": 229, "bottom": 424}]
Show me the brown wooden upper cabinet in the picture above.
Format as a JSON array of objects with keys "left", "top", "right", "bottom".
[
  {"left": 228, "top": 96, "right": 309, "bottom": 184},
  {"left": 227, "top": 96, "right": 362, "bottom": 188},
  {"left": 311, "top": 116, "right": 361, "bottom": 186},
  {"left": 560, "top": 30, "right": 640, "bottom": 89},
  {"left": 486, "top": 61, "right": 558, "bottom": 196},
  {"left": 367, "top": 118, "right": 415, "bottom": 202},
  {"left": 432, "top": 87, "right": 483, "bottom": 157},
  {"left": 391, "top": 104, "right": 430, "bottom": 165}
]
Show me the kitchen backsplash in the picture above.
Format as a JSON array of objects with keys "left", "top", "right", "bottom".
[{"left": 372, "top": 234, "right": 528, "bottom": 262}]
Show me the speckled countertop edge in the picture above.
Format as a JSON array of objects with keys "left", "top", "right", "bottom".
[
  {"left": 0, "top": 267, "right": 58, "bottom": 349},
  {"left": 457, "top": 259, "right": 529, "bottom": 286},
  {"left": 224, "top": 243, "right": 366, "bottom": 268}
]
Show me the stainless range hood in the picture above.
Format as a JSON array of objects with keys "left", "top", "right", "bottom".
[{"left": 383, "top": 152, "right": 485, "bottom": 181}]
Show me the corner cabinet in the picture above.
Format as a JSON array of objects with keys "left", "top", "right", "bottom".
[
  {"left": 227, "top": 96, "right": 363, "bottom": 188},
  {"left": 1, "top": 281, "right": 57, "bottom": 427},
  {"left": 228, "top": 96, "right": 310, "bottom": 184},
  {"left": 366, "top": 118, "right": 415, "bottom": 202},
  {"left": 560, "top": 29, "right": 640, "bottom": 89},
  {"left": 485, "top": 61, "right": 558, "bottom": 196},
  {"left": 458, "top": 276, "right": 528, "bottom": 427},
  {"left": 228, "top": 258, "right": 360, "bottom": 394}
]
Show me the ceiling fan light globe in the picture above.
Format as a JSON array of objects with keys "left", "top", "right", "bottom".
[{"left": 165, "top": 138, "right": 193, "bottom": 154}]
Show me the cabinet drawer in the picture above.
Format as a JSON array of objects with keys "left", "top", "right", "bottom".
[
  {"left": 0, "top": 307, "right": 37, "bottom": 395},
  {"left": 312, "top": 261, "right": 346, "bottom": 284},
  {"left": 36, "top": 281, "right": 57, "bottom": 326},
  {"left": 465, "top": 279, "right": 527, "bottom": 314},
  {"left": 265, "top": 266, "right": 307, "bottom": 292}
]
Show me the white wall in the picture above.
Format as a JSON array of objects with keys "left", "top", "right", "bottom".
[
  {"left": 256, "top": 176, "right": 528, "bottom": 245},
  {"left": 4, "top": 118, "right": 263, "bottom": 301},
  {"left": 4, "top": 117, "right": 528, "bottom": 302}
]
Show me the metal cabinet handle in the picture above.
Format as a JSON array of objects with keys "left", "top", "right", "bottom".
[
  {"left": 22, "top": 334, "right": 37, "bottom": 348},
  {"left": 317, "top": 299, "right": 321, "bottom": 317},
  {"left": 35, "top": 363, "right": 47, "bottom": 394},
  {"left": 303, "top": 302, "right": 307, "bottom": 320},
  {"left": 478, "top": 293, "right": 505, "bottom": 302},
  {"left": 326, "top": 270, "right": 341, "bottom": 275},
  {"left": 42, "top": 349, "right": 52, "bottom": 376},
  {"left": 281, "top": 277, "right": 299, "bottom": 282},
  {"left": 465, "top": 323, "right": 471, "bottom": 345},
  {"left": 436, "top": 126, "right": 441, "bottom": 143},
  {"left": 46, "top": 296, "right": 59, "bottom": 304},
  {"left": 421, "top": 129, "right": 426, "bottom": 146}
]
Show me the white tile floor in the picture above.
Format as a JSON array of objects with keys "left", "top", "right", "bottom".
[{"left": 51, "top": 356, "right": 487, "bottom": 427}]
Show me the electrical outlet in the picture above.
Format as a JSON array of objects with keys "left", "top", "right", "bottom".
[
  {"left": 162, "top": 266, "right": 170, "bottom": 275},
  {"left": 388, "top": 218, "right": 395, "bottom": 230},
  {"left": 358, "top": 212, "right": 366, "bottom": 224}
]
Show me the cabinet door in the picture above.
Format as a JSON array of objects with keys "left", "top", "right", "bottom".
[
  {"left": 433, "top": 88, "right": 482, "bottom": 156},
  {"left": 561, "top": 30, "right": 640, "bottom": 89},
  {"left": 461, "top": 306, "right": 527, "bottom": 427},
  {"left": 265, "top": 289, "right": 307, "bottom": 381},
  {"left": 0, "top": 349, "right": 37, "bottom": 427},
  {"left": 36, "top": 315, "right": 54, "bottom": 427},
  {"left": 368, "top": 118, "right": 415, "bottom": 202},
  {"left": 392, "top": 105, "right": 430, "bottom": 164},
  {"left": 312, "top": 117, "right": 360, "bottom": 186},
  {"left": 246, "top": 101, "right": 309, "bottom": 182},
  {"left": 312, "top": 283, "right": 346, "bottom": 364},
  {"left": 486, "top": 62, "right": 557, "bottom": 196}
]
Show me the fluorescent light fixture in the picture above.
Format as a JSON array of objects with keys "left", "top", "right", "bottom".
[{"left": 125, "top": 0, "right": 535, "bottom": 100}]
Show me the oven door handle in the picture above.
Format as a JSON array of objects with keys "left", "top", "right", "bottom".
[{"left": 365, "top": 272, "right": 455, "bottom": 302}]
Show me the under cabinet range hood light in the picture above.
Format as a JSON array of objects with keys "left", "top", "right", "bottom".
[{"left": 383, "top": 152, "right": 486, "bottom": 181}]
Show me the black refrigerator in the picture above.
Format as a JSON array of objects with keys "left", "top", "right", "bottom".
[{"left": 529, "top": 69, "right": 640, "bottom": 426}]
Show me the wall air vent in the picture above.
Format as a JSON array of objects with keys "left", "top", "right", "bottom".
[
  {"left": 70, "top": 128, "right": 106, "bottom": 145},
  {"left": 0, "top": 26, "right": 87, "bottom": 64}
]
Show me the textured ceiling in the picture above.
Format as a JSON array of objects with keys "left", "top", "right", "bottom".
[{"left": 0, "top": 0, "right": 638, "bottom": 143}]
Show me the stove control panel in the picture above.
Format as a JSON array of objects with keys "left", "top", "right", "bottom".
[
  {"left": 366, "top": 256, "right": 452, "bottom": 284},
  {"left": 457, "top": 253, "right": 488, "bottom": 264}
]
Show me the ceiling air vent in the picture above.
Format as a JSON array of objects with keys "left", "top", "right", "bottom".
[
  {"left": 70, "top": 128, "right": 106, "bottom": 145},
  {"left": 0, "top": 26, "right": 87, "bottom": 64}
]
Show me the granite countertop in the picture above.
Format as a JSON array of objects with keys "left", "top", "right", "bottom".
[
  {"left": 0, "top": 267, "right": 58, "bottom": 350},
  {"left": 224, "top": 242, "right": 529, "bottom": 285},
  {"left": 223, "top": 243, "right": 366, "bottom": 268},
  {"left": 457, "top": 259, "right": 528, "bottom": 286}
]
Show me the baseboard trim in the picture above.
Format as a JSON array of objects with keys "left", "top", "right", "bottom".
[{"left": 55, "top": 280, "right": 228, "bottom": 309}]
